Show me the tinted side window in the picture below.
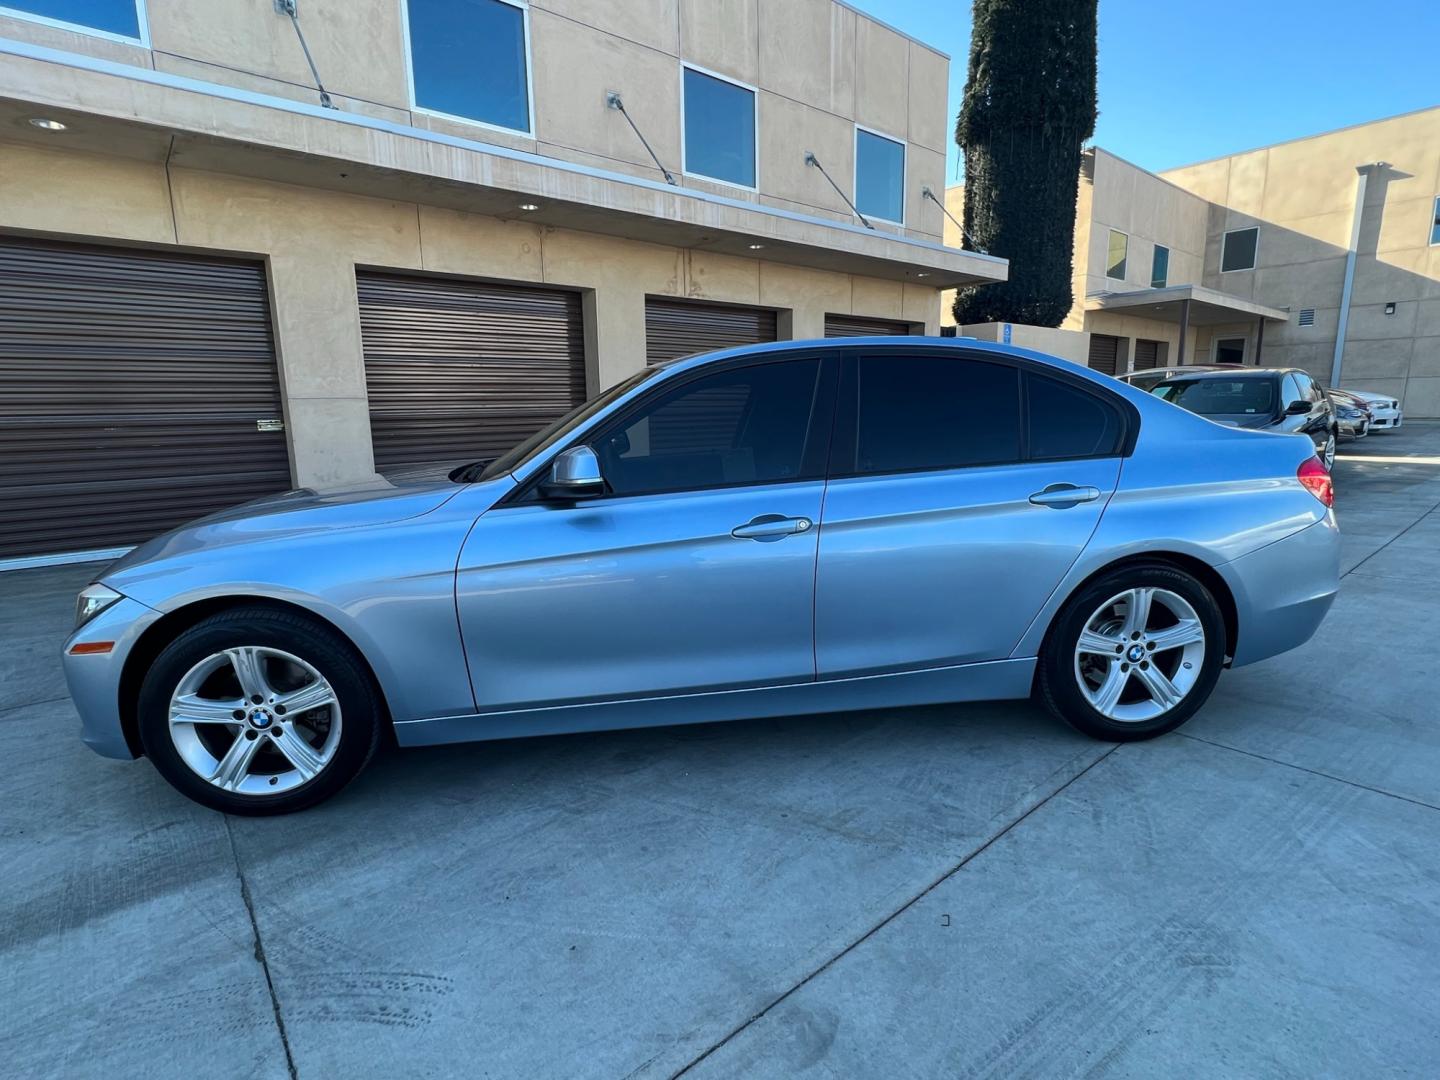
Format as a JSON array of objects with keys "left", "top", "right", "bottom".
[
  {"left": 592, "top": 359, "right": 821, "bottom": 496},
  {"left": 847, "top": 355, "right": 1020, "bottom": 474},
  {"left": 1026, "top": 374, "right": 1123, "bottom": 459},
  {"left": 1280, "top": 374, "right": 1303, "bottom": 408},
  {"left": 1296, "top": 373, "right": 1321, "bottom": 402}
]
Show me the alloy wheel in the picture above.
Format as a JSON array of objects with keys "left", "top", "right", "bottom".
[
  {"left": 168, "top": 646, "right": 342, "bottom": 795},
  {"left": 1323, "top": 433, "right": 1336, "bottom": 470},
  {"left": 1073, "top": 587, "right": 1207, "bottom": 723}
]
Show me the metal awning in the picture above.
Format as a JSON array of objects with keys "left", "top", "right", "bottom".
[{"left": 1084, "top": 284, "right": 1288, "bottom": 325}]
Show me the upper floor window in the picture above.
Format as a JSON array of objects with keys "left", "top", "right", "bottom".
[
  {"left": 1431, "top": 196, "right": 1440, "bottom": 245},
  {"left": 1221, "top": 227, "right": 1259, "bottom": 272},
  {"left": 1, "top": 0, "right": 145, "bottom": 42},
  {"left": 1151, "top": 245, "right": 1169, "bottom": 289},
  {"left": 682, "top": 66, "right": 757, "bottom": 189},
  {"left": 405, "top": 0, "right": 532, "bottom": 135},
  {"left": 855, "top": 128, "right": 905, "bottom": 225},
  {"left": 1106, "top": 230, "right": 1128, "bottom": 280}
]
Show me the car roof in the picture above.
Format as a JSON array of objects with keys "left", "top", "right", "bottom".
[{"left": 1131, "top": 366, "right": 1285, "bottom": 380}]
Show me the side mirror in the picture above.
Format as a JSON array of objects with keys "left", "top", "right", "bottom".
[
  {"left": 540, "top": 445, "right": 605, "bottom": 500},
  {"left": 1286, "top": 399, "right": 1311, "bottom": 415}
]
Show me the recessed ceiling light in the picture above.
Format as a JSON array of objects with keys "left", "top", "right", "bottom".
[
  {"left": 518, "top": 203, "right": 539, "bottom": 211},
  {"left": 29, "top": 118, "right": 67, "bottom": 132},
  {"left": 916, "top": 272, "right": 930, "bottom": 278},
  {"left": 748, "top": 243, "right": 765, "bottom": 250}
]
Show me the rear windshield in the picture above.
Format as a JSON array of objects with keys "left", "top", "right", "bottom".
[{"left": 1150, "top": 377, "right": 1276, "bottom": 417}]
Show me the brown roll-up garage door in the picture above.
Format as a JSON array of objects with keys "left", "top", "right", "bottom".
[
  {"left": 644, "top": 298, "right": 778, "bottom": 365},
  {"left": 1133, "top": 339, "right": 1165, "bottom": 369},
  {"left": 823, "top": 314, "right": 915, "bottom": 337},
  {"left": 0, "top": 235, "right": 290, "bottom": 562},
  {"left": 1087, "top": 333, "right": 1122, "bottom": 376},
  {"left": 358, "top": 271, "right": 586, "bottom": 472}
]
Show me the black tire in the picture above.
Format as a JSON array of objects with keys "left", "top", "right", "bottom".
[
  {"left": 137, "top": 607, "right": 384, "bottom": 815},
  {"left": 1036, "top": 563, "right": 1226, "bottom": 742}
]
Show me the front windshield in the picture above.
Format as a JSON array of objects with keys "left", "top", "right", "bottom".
[
  {"left": 476, "top": 366, "right": 663, "bottom": 481},
  {"left": 1150, "top": 377, "right": 1276, "bottom": 418}
]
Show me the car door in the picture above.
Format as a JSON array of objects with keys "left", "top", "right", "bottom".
[
  {"left": 1279, "top": 372, "right": 1329, "bottom": 452},
  {"left": 814, "top": 350, "right": 1126, "bottom": 677},
  {"left": 455, "top": 353, "right": 836, "bottom": 712}
]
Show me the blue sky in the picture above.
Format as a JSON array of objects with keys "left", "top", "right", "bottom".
[{"left": 863, "top": 0, "right": 1440, "bottom": 182}]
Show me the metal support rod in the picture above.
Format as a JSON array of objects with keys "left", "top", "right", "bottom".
[
  {"left": 805, "top": 152, "right": 873, "bottom": 229},
  {"left": 606, "top": 93, "right": 676, "bottom": 185},
  {"left": 1254, "top": 317, "right": 1265, "bottom": 367},
  {"left": 1176, "top": 298, "right": 1190, "bottom": 366},
  {"left": 276, "top": 0, "right": 336, "bottom": 109},
  {"left": 921, "top": 186, "right": 980, "bottom": 251},
  {"left": 1332, "top": 163, "right": 1385, "bottom": 386}
]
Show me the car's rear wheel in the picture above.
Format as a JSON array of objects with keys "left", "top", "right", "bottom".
[
  {"left": 1036, "top": 564, "right": 1225, "bottom": 741},
  {"left": 137, "top": 607, "right": 383, "bottom": 815}
]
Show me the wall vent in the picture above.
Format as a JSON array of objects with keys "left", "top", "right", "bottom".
[{"left": 1298, "top": 308, "right": 1316, "bottom": 327}]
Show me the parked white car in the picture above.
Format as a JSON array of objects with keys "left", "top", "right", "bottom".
[{"left": 1348, "top": 391, "right": 1403, "bottom": 430}]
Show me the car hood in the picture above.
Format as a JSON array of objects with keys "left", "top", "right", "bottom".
[{"left": 102, "top": 477, "right": 464, "bottom": 581}]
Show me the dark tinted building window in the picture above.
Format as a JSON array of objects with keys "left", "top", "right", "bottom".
[
  {"left": 1221, "top": 227, "right": 1259, "bottom": 272},
  {"left": 1027, "top": 374, "right": 1124, "bottom": 459},
  {"left": 683, "top": 67, "right": 757, "bottom": 188},
  {"left": 848, "top": 355, "right": 1020, "bottom": 474},
  {"left": 5, "top": 1, "right": 140, "bottom": 38},
  {"left": 593, "top": 359, "right": 819, "bottom": 495},
  {"left": 409, "top": 0, "right": 531, "bottom": 133}
]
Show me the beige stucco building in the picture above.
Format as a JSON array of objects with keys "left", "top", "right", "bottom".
[
  {"left": 0, "top": 0, "right": 1004, "bottom": 566},
  {"left": 944, "top": 106, "right": 1440, "bottom": 416}
]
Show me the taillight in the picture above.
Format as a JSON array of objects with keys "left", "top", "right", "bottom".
[{"left": 1297, "top": 456, "right": 1333, "bottom": 508}]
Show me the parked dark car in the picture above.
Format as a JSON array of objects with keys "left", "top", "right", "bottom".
[
  {"left": 1327, "top": 388, "right": 1373, "bottom": 440},
  {"left": 1120, "top": 367, "right": 1338, "bottom": 468}
]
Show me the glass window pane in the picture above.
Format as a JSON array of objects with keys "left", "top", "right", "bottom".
[
  {"left": 1107, "top": 231, "right": 1128, "bottom": 279},
  {"left": 1150, "top": 245, "right": 1169, "bottom": 288},
  {"left": 6, "top": 0, "right": 139, "bottom": 37},
  {"left": 409, "top": 0, "right": 530, "bottom": 133},
  {"left": 855, "top": 130, "right": 905, "bottom": 223},
  {"left": 1027, "top": 374, "right": 1123, "bottom": 460},
  {"left": 850, "top": 355, "right": 1020, "bottom": 474},
  {"left": 594, "top": 360, "right": 818, "bottom": 495},
  {"left": 1431, "top": 196, "right": 1440, "bottom": 245},
  {"left": 683, "top": 69, "right": 756, "bottom": 188},
  {"left": 1221, "top": 227, "right": 1258, "bottom": 272}
]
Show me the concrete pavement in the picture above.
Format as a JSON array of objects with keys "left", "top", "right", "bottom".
[{"left": 3, "top": 423, "right": 1439, "bottom": 1079}]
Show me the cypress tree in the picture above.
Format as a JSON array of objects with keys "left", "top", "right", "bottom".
[{"left": 952, "top": 0, "right": 1098, "bottom": 327}]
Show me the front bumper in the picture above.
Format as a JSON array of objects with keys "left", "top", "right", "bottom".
[
  {"left": 1216, "top": 513, "right": 1340, "bottom": 668},
  {"left": 61, "top": 596, "right": 162, "bottom": 760},
  {"left": 1370, "top": 410, "right": 1402, "bottom": 429}
]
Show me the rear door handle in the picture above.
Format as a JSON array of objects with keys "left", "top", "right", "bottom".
[
  {"left": 1029, "top": 484, "right": 1102, "bottom": 508},
  {"left": 731, "top": 514, "right": 813, "bottom": 541}
]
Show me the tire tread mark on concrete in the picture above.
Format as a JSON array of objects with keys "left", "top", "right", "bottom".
[
  {"left": 1179, "top": 731, "right": 1440, "bottom": 813},
  {"left": 1341, "top": 495, "right": 1440, "bottom": 580},
  {"left": 667, "top": 744, "right": 1119, "bottom": 1079},
  {"left": 958, "top": 743, "right": 1358, "bottom": 1078},
  {"left": 226, "top": 816, "right": 300, "bottom": 1080}
]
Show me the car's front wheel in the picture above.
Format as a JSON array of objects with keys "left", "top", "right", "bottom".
[
  {"left": 137, "top": 607, "right": 383, "bottom": 815},
  {"left": 1322, "top": 429, "right": 1337, "bottom": 469},
  {"left": 1036, "top": 564, "right": 1226, "bottom": 741}
]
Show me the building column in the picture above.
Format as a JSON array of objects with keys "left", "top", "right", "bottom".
[
  {"left": 1176, "top": 298, "right": 1191, "bottom": 366},
  {"left": 1254, "top": 317, "right": 1265, "bottom": 366}
]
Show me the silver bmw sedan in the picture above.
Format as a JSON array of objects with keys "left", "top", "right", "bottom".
[{"left": 63, "top": 339, "right": 1340, "bottom": 814}]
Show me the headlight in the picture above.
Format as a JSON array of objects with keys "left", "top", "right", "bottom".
[{"left": 75, "top": 584, "right": 123, "bottom": 628}]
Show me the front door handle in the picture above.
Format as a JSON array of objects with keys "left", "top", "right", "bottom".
[
  {"left": 731, "top": 514, "right": 813, "bottom": 541},
  {"left": 1029, "top": 484, "right": 1102, "bottom": 508}
]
